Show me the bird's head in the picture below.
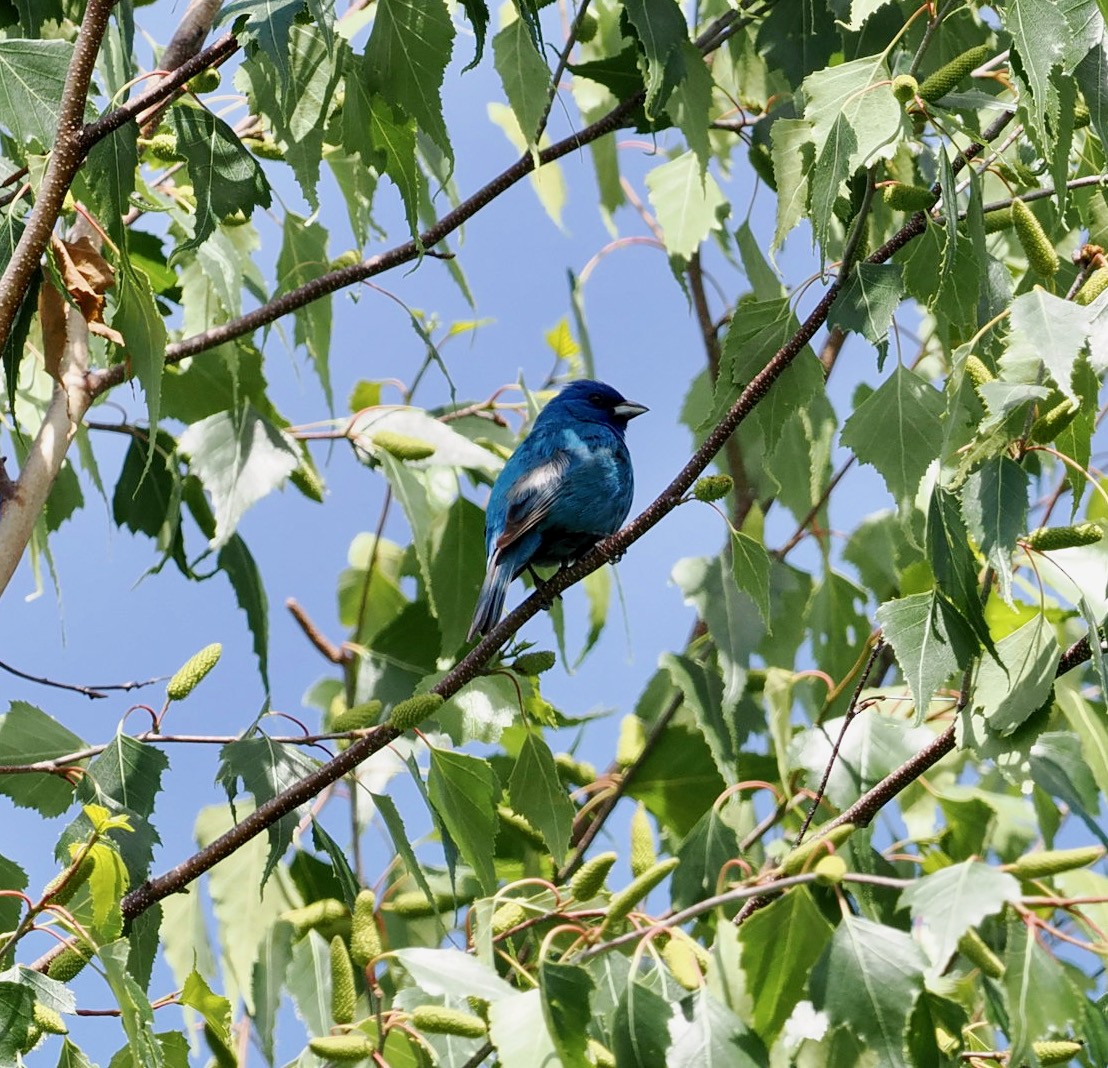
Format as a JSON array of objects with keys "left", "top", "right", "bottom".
[{"left": 546, "top": 380, "right": 649, "bottom": 429}]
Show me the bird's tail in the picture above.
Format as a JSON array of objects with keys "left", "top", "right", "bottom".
[{"left": 467, "top": 551, "right": 514, "bottom": 641}]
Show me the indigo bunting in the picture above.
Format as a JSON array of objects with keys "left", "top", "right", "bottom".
[{"left": 467, "top": 380, "right": 647, "bottom": 640}]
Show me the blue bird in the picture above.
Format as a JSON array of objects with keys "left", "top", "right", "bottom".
[{"left": 467, "top": 380, "right": 648, "bottom": 641}]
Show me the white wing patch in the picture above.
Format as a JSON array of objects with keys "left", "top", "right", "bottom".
[{"left": 508, "top": 454, "right": 569, "bottom": 500}]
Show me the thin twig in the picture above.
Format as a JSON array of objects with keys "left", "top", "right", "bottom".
[
  {"left": 286, "top": 598, "right": 349, "bottom": 665},
  {"left": 0, "top": 659, "right": 163, "bottom": 701},
  {"left": 794, "top": 638, "right": 885, "bottom": 844}
]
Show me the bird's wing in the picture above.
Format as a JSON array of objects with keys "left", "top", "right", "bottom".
[{"left": 494, "top": 449, "right": 572, "bottom": 553}]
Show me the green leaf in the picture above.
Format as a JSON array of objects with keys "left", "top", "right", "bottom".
[
  {"left": 662, "top": 652, "right": 738, "bottom": 786},
  {"left": 220, "top": 0, "right": 306, "bottom": 89},
  {"left": 1055, "top": 679, "right": 1108, "bottom": 799},
  {"left": 538, "top": 960, "right": 593, "bottom": 1068},
  {"left": 310, "top": 819, "right": 360, "bottom": 909},
  {"left": 621, "top": 0, "right": 688, "bottom": 116},
  {"left": 829, "top": 263, "right": 905, "bottom": 344},
  {"left": 58, "top": 734, "right": 168, "bottom": 883},
  {"left": 974, "top": 612, "right": 1060, "bottom": 734},
  {"left": 0, "top": 982, "right": 32, "bottom": 1062},
  {"left": 363, "top": 0, "right": 455, "bottom": 166},
  {"left": 0, "top": 39, "right": 75, "bottom": 147},
  {"left": 0, "top": 702, "right": 83, "bottom": 817},
  {"left": 1004, "top": 913, "right": 1083, "bottom": 1063},
  {"left": 85, "top": 122, "right": 139, "bottom": 248},
  {"left": 393, "top": 946, "right": 515, "bottom": 1001},
  {"left": 645, "top": 150, "right": 727, "bottom": 259},
  {"left": 100, "top": 940, "right": 165, "bottom": 1068},
  {"left": 169, "top": 101, "right": 271, "bottom": 259},
  {"left": 217, "top": 736, "right": 320, "bottom": 883},
  {"left": 239, "top": 23, "right": 342, "bottom": 207},
  {"left": 1004, "top": 288, "right": 1095, "bottom": 402},
  {"left": 669, "top": 988, "right": 767, "bottom": 1067},
  {"left": 179, "top": 405, "right": 300, "bottom": 548},
  {"left": 427, "top": 748, "right": 499, "bottom": 893},
  {"left": 809, "top": 112, "right": 857, "bottom": 254},
  {"left": 195, "top": 802, "right": 297, "bottom": 1013},
  {"left": 794, "top": 712, "right": 936, "bottom": 810},
  {"left": 487, "top": 102, "right": 566, "bottom": 225},
  {"left": 56, "top": 1039, "right": 96, "bottom": 1068},
  {"left": 961, "top": 457, "right": 1029, "bottom": 605},
  {"left": 217, "top": 535, "right": 270, "bottom": 691},
  {"left": 492, "top": 17, "right": 551, "bottom": 147},
  {"left": 286, "top": 931, "right": 330, "bottom": 1037},
  {"left": 251, "top": 923, "right": 293, "bottom": 1064},
  {"left": 489, "top": 988, "right": 563, "bottom": 1065},
  {"left": 877, "top": 592, "right": 977, "bottom": 722},
  {"left": 928, "top": 485, "right": 997, "bottom": 657},
  {"left": 810, "top": 916, "right": 927, "bottom": 1068},
  {"left": 841, "top": 364, "right": 944, "bottom": 505},
  {"left": 802, "top": 53, "right": 904, "bottom": 173},
  {"left": 770, "top": 117, "right": 815, "bottom": 252},
  {"left": 672, "top": 800, "right": 741, "bottom": 911},
  {"left": 113, "top": 265, "right": 168, "bottom": 464},
  {"left": 735, "top": 221, "right": 783, "bottom": 301},
  {"left": 437, "top": 673, "right": 516, "bottom": 744},
  {"left": 429, "top": 496, "right": 487, "bottom": 655},
  {"left": 671, "top": 553, "right": 758, "bottom": 716},
  {"left": 180, "top": 970, "right": 234, "bottom": 1066},
  {"left": 275, "top": 213, "right": 332, "bottom": 406},
  {"left": 899, "top": 860, "right": 1020, "bottom": 973},
  {"left": 731, "top": 530, "right": 772, "bottom": 631},
  {"left": 670, "top": 41, "right": 713, "bottom": 172},
  {"left": 612, "top": 979, "right": 674, "bottom": 1068},
  {"left": 739, "top": 887, "right": 834, "bottom": 1043},
  {"left": 508, "top": 733, "right": 575, "bottom": 864}
]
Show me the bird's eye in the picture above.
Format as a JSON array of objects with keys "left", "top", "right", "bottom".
[{"left": 588, "top": 392, "right": 605, "bottom": 406}]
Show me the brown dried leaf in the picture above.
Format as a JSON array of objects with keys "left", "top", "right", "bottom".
[
  {"left": 38, "top": 275, "right": 69, "bottom": 383},
  {"left": 49, "top": 235, "right": 115, "bottom": 327}
]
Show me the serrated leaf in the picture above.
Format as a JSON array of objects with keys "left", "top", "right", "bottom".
[
  {"left": 809, "top": 112, "right": 857, "bottom": 254},
  {"left": 538, "top": 960, "right": 593, "bottom": 1068},
  {"left": 612, "top": 980, "right": 674, "bottom": 1067},
  {"left": 1004, "top": 913, "right": 1083, "bottom": 1063},
  {"left": 487, "top": 101, "right": 566, "bottom": 225},
  {"left": 669, "top": 988, "right": 766, "bottom": 1067},
  {"left": 364, "top": 0, "right": 455, "bottom": 165},
  {"left": 429, "top": 496, "right": 487, "bottom": 655},
  {"left": 975, "top": 612, "right": 1060, "bottom": 734},
  {"left": 646, "top": 150, "right": 727, "bottom": 259},
  {"left": 962, "top": 457, "right": 1028, "bottom": 606},
  {"left": 899, "top": 860, "right": 1020, "bottom": 973},
  {"left": 0, "top": 702, "right": 83, "bottom": 817},
  {"left": 0, "top": 982, "right": 32, "bottom": 1062},
  {"left": 220, "top": 0, "right": 306, "bottom": 89},
  {"left": 739, "top": 887, "right": 834, "bottom": 1042},
  {"left": 394, "top": 946, "right": 515, "bottom": 1001},
  {"left": 169, "top": 102, "right": 271, "bottom": 259},
  {"left": 113, "top": 265, "right": 167, "bottom": 466},
  {"left": 662, "top": 652, "right": 738, "bottom": 786},
  {"left": 508, "top": 733, "right": 574, "bottom": 864},
  {"left": 217, "top": 534, "right": 270, "bottom": 690},
  {"left": 927, "top": 485, "right": 997, "bottom": 656},
  {"left": 770, "top": 118, "right": 815, "bottom": 252},
  {"left": 427, "top": 748, "right": 499, "bottom": 893},
  {"left": 841, "top": 364, "right": 944, "bottom": 504},
  {"left": 829, "top": 262, "right": 905, "bottom": 344},
  {"left": 1004, "top": 289, "right": 1095, "bottom": 402},
  {"left": 731, "top": 530, "right": 772, "bottom": 631},
  {"left": 179, "top": 405, "right": 300, "bottom": 548},
  {"left": 621, "top": 0, "right": 688, "bottom": 116},
  {"left": 58, "top": 734, "right": 168, "bottom": 884},
  {"left": 493, "top": 17, "right": 551, "bottom": 146},
  {"left": 100, "top": 940, "right": 164, "bottom": 1067},
  {"left": 672, "top": 801, "right": 742, "bottom": 910},
  {"left": 810, "top": 916, "right": 926, "bottom": 1068},
  {"left": 275, "top": 213, "right": 332, "bottom": 406},
  {"left": 0, "top": 38, "right": 77, "bottom": 147},
  {"left": 217, "top": 736, "right": 320, "bottom": 883},
  {"left": 877, "top": 592, "right": 977, "bottom": 721}
]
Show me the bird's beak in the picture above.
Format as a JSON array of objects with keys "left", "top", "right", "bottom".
[{"left": 613, "top": 400, "right": 648, "bottom": 420}]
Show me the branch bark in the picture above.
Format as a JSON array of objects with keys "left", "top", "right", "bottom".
[{"left": 0, "top": 0, "right": 116, "bottom": 353}]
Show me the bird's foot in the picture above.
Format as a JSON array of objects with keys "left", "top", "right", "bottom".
[{"left": 528, "top": 566, "right": 563, "bottom": 610}]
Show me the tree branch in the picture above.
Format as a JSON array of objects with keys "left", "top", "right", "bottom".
[{"left": 0, "top": 0, "right": 116, "bottom": 354}]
